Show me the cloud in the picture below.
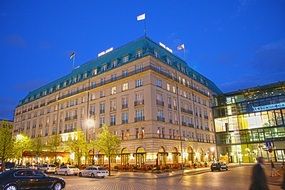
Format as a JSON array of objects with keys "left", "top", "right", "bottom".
[{"left": 5, "top": 34, "right": 27, "bottom": 48}]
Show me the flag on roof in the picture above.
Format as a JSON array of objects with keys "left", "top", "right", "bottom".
[
  {"left": 177, "top": 44, "right": 185, "bottom": 51},
  {"left": 69, "top": 52, "right": 75, "bottom": 60},
  {"left": 137, "top": 13, "right": 146, "bottom": 21}
]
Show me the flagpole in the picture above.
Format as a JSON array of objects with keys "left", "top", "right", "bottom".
[
  {"left": 72, "top": 56, "right": 75, "bottom": 69},
  {"left": 144, "top": 19, "right": 147, "bottom": 37}
]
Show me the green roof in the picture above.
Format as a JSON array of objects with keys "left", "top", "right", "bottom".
[{"left": 18, "top": 36, "right": 222, "bottom": 106}]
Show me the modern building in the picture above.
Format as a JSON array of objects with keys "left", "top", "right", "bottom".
[
  {"left": 213, "top": 82, "right": 285, "bottom": 163},
  {"left": 13, "top": 37, "right": 221, "bottom": 168}
]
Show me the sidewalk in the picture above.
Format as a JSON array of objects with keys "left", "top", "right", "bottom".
[{"left": 108, "top": 163, "right": 246, "bottom": 179}]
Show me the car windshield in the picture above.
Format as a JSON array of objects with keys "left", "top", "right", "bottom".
[
  {"left": 68, "top": 166, "right": 76, "bottom": 168},
  {"left": 49, "top": 165, "right": 56, "bottom": 167},
  {"left": 98, "top": 167, "right": 106, "bottom": 170}
]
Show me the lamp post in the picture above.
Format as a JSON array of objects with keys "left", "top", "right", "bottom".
[{"left": 85, "top": 118, "right": 95, "bottom": 165}]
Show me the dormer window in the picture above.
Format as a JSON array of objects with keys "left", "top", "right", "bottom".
[
  {"left": 154, "top": 50, "right": 159, "bottom": 58},
  {"left": 112, "top": 59, "right": 118, "bottom": 68},
  {"left": 83, "top": 72, "right": 88, "bottom": 79},
  {"left": 93, "top": 68, "right": 98, "bottom": 75},
  {"left": 136, "top": 50, "right": 143, "bottom": 58},
  {"left": 166, "top": 57, "right": 171, "bottom": 65},
  {"left": 122, "top": 55, "right": 129, "bottom": 63},
  {"left": 102, "top": 64, "right": 107, "bottom": 71}
]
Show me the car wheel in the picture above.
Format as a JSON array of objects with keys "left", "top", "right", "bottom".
[
  {"left": 5, "top": 185, "right": 17, "bottom": 190},
  {"left": 64, "top": 171, "right": 68, "bottom": 176},
  {"left": 91, "top": 173, "right": 95, "bottom": 178},
  {"left": 53, "top": 182, "right": 62, "bottom": 190},
  {"left": 79, "top": 172, "right": 82, "bottom": 177}
]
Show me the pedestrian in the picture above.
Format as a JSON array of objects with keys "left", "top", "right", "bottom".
[
  {"left": 249, "top": 157, "right": 269, "bottom": 190},
  {"left": 270, "top": 160, "right": 280, "bottom": 177}
]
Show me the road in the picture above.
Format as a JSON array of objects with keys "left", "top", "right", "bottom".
[{"left": 57, "top": 166, "right": 281, "bottom": 190}]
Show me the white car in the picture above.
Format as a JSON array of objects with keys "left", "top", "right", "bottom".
[
  {"left": 55, "top": 165, "right": 79, "bottom": 176},
  {"left": 79, "top": 166, "right": 108, "bottom": 178},
  {"left": 39, "top": 164, "right": 56, "bottom": 173}
]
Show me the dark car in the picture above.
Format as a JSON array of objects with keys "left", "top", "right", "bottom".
[
  {"left": 0, "top": 169, "right": 65, "bottom": 190},
  {"left": 211, "top": 162, "right": 228, "bottom": 171}
]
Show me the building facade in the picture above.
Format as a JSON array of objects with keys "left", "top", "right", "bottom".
[
  {"left": 213, "top": 82, "right": 285, "bottom": 163},
  {"left": 14, "top": 37, "right": 220, "bottom": 168}
]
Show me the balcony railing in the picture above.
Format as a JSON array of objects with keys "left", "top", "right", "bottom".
[
  {"left": 168, "top": 104, "right": 172, "bottom": 109},
  {"left": 188, "top": 123, "right": 194, "bottom": 128},
  {"left": 134, "top": 116, "right": 145, "bottom": 122},
  {"left": 181, "top": 108, "right": 193, "bottom": 115},
  {"left": 110, "top": 122, "right": 116, "bottom": 126},
  {"left": 122, "top": 104, "right": 128, "bottom": 109},
  {"left": 122, "top": 120, "right": 128, "bottom": 124},
  {"left": 64, "top": 115, "right": 77, "bottom": 121},
  {"left": 156, "top": 100, "right": 164, "bottom": 106},
  {"left": 64, "top": 128, "right": 75, "bottom": 133},
  {"left": 157, "top": 116, "right": 165, "bottom": 122},
  {"left": 134, "top": 100, "right": 144, "bottom": 106},
  {"left": 182, "top": 122, "right": 187, "bottom": 126}
]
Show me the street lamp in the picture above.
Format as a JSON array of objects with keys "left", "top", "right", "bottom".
[
  {"left": 210, "top": 147, "right": 215, "bottom": 161},
  {"left": 85, "top": 118, "right": 95, "bottom": 165}
]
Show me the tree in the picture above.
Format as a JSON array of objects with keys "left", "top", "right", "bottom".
[
  {"left": 31, "top": 137, "right": 44, "bottom": 163},
  {"left": 95, "top": 125, "right": 121, "bottom": 176},
  {"left": 47, "top": 134, "right": 61, "bottom": 163},
  {"left": 0, "top": 121, "right": 14, "bottom": 171},
  {"left": 67, "top": 130, "right": 88, "bottom": 167},
  {"left": 13, "top": 134, "right": 31, "bottom": 165}
]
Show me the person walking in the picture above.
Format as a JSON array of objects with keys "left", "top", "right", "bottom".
[{"left": 249, "top": 157, "right": 269, "bottom": 190}]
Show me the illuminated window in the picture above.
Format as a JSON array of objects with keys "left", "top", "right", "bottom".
[
  {"left": 111, "top": 87, "right": 116, "bottom": 95},
  {"left": 122, "top": 83, "right": 129, "bottom": 91},
  {"left": 167, "top": 83, "right": 170, "bottom": 91},
  {"left": 122, "top": 55, "right": 129, "bottom": 63}
]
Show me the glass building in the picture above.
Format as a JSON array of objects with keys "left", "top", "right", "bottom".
[{"left": 213, "top": 82, "right": 285, "bottom": 163}]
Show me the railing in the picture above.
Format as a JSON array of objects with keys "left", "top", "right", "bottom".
[
  {"left": 156, "top": 100, "right": 164, "bottom": 106},
  {"left": 64, "top": 115, "right": 77, "bottom": 121},
  {"left": 122, "top": 104, "right": 128, "bottom": 109},
  {"left": 122, "top": 120, "right": 128, "bottom": 124},
  {"left": 181, "top": 108, "right": 193, "bottom": 115},
  {"left": 100, "top": 109, "right": 105, "bottom": 114},
  {"left": 168, "top": 104, "right": 172, "bottom": 109},
  {"left": 157, "top": 116, "right": 165, "bottom": 122},
  {"left": 134, "top": 100, "right": 144, "bottom": 106},
  {"left": 134, "top": 116, "right": 145, "bottom": 122}
]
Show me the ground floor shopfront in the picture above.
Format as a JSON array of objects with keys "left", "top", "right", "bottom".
[
  {"left": 217, "top": 141, "right": 285, "bottom": 163},
  {"left": 19, "top": 139, "right": 216, "bottom": 169},
  {"left": 87, "top": 139, "right": 216, "bottom": 170}
]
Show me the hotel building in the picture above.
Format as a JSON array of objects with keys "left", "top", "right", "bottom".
[
  {"left": 13, "top": 37, "right": 221, "bottom": 167},
  {"left": 213, "top": 82, "right": 285, "bottom": 163}
]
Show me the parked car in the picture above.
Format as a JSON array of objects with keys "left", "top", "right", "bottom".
[
  {"left": 0, "top": 169, "right": 65, "bottom": 190},
  {"left": 39, "top": 164, "right": 56, "bottom": 173},
  {"left": 211, "top": 162, "right": 228, "bottom": 171},
  {"left": 78, "top": 166, "right": 108, "bottom": 178},
  {"left": 55, "top": 165, "right": 79, "bottom": 176}
]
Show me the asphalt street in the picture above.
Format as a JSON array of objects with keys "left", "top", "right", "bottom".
[{"left": 54, "top": 166, "right": 282, "bottom": 190}]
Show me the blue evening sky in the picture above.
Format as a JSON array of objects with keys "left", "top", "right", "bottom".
[{"left": 1, "top": 0, "right": 285, "bottom": 120}]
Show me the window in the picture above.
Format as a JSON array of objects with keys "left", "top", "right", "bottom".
[
  {"left": 100, "top": 78, "right": 105, "bottom": 85},
  {"left": 122, "top": 83, "right": 129, "bottom": 91},
  {"left": 111, "top": 74, "right": 116, "bottom": 81},
  {"left": 122, "top": 55, "right": 129, "bottom": 63},
  {"left": 99, "top": 102, "right": 105, "bottom": 114},
  {"left": 90, "top": 104, "right": 95, "bottom": 115},
  {"left": 122, "top": 70, "right": 128, "bottom": 77},
  {"left": 100, "top": 91, "right": 105, "bottom": 98},
  {"left": 122, "top": 112, "right": 128, "bottom": 124},
  {"left": 111, "top": 87, "right": 116, "bottom": 95},
  {"left": 135, "top": 79, "right": 143, "bottom": 88},
  {"left": 112, "top": 59, "right": 118, "bottom": 67},
  {"left": 136, "top": 50, "right": 143, "bottom": 57},
  {"left": 167, "top": 84, "right": 170, "bottom": 91},
  {"left": 156, "top": 79, "right": 162, "bottom": 88},
  {"left": 135, "top": 64, "right": 143, "bottom": 72},
  {"left": 110, "top": 100, "right": 116, "bottom": 112},
  {"left": 173, "top": 86, "right": 176, "bottom": 93},
  {"left": 110, "top": 115, "right": 116, "bottom": 126},
  {"left": 122, "top": 96, "right": 128, "bottom": 109},
  {"left": 93, "top": 69, "right": 97, "bottom": 75},
  {"left": 166, "top": 57, "right": 171, "bottom": 65},
  {"left": 91, "top": 93, "right": 96, "bottom": 100},
  {"left": 135, "top": 109, "right": 144, "bottom": 121},
  {"left": 102, "top": 64, "right": 107, "bottom": 71},
  {"left": 99, "top": 116, "right": 105, "bottom": 127},
  {"left": 141, "top": 127, "right": 145, "bottom": 139},
  {"left": 154, "top": 50, "right": 159, "bottom": 58}
]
